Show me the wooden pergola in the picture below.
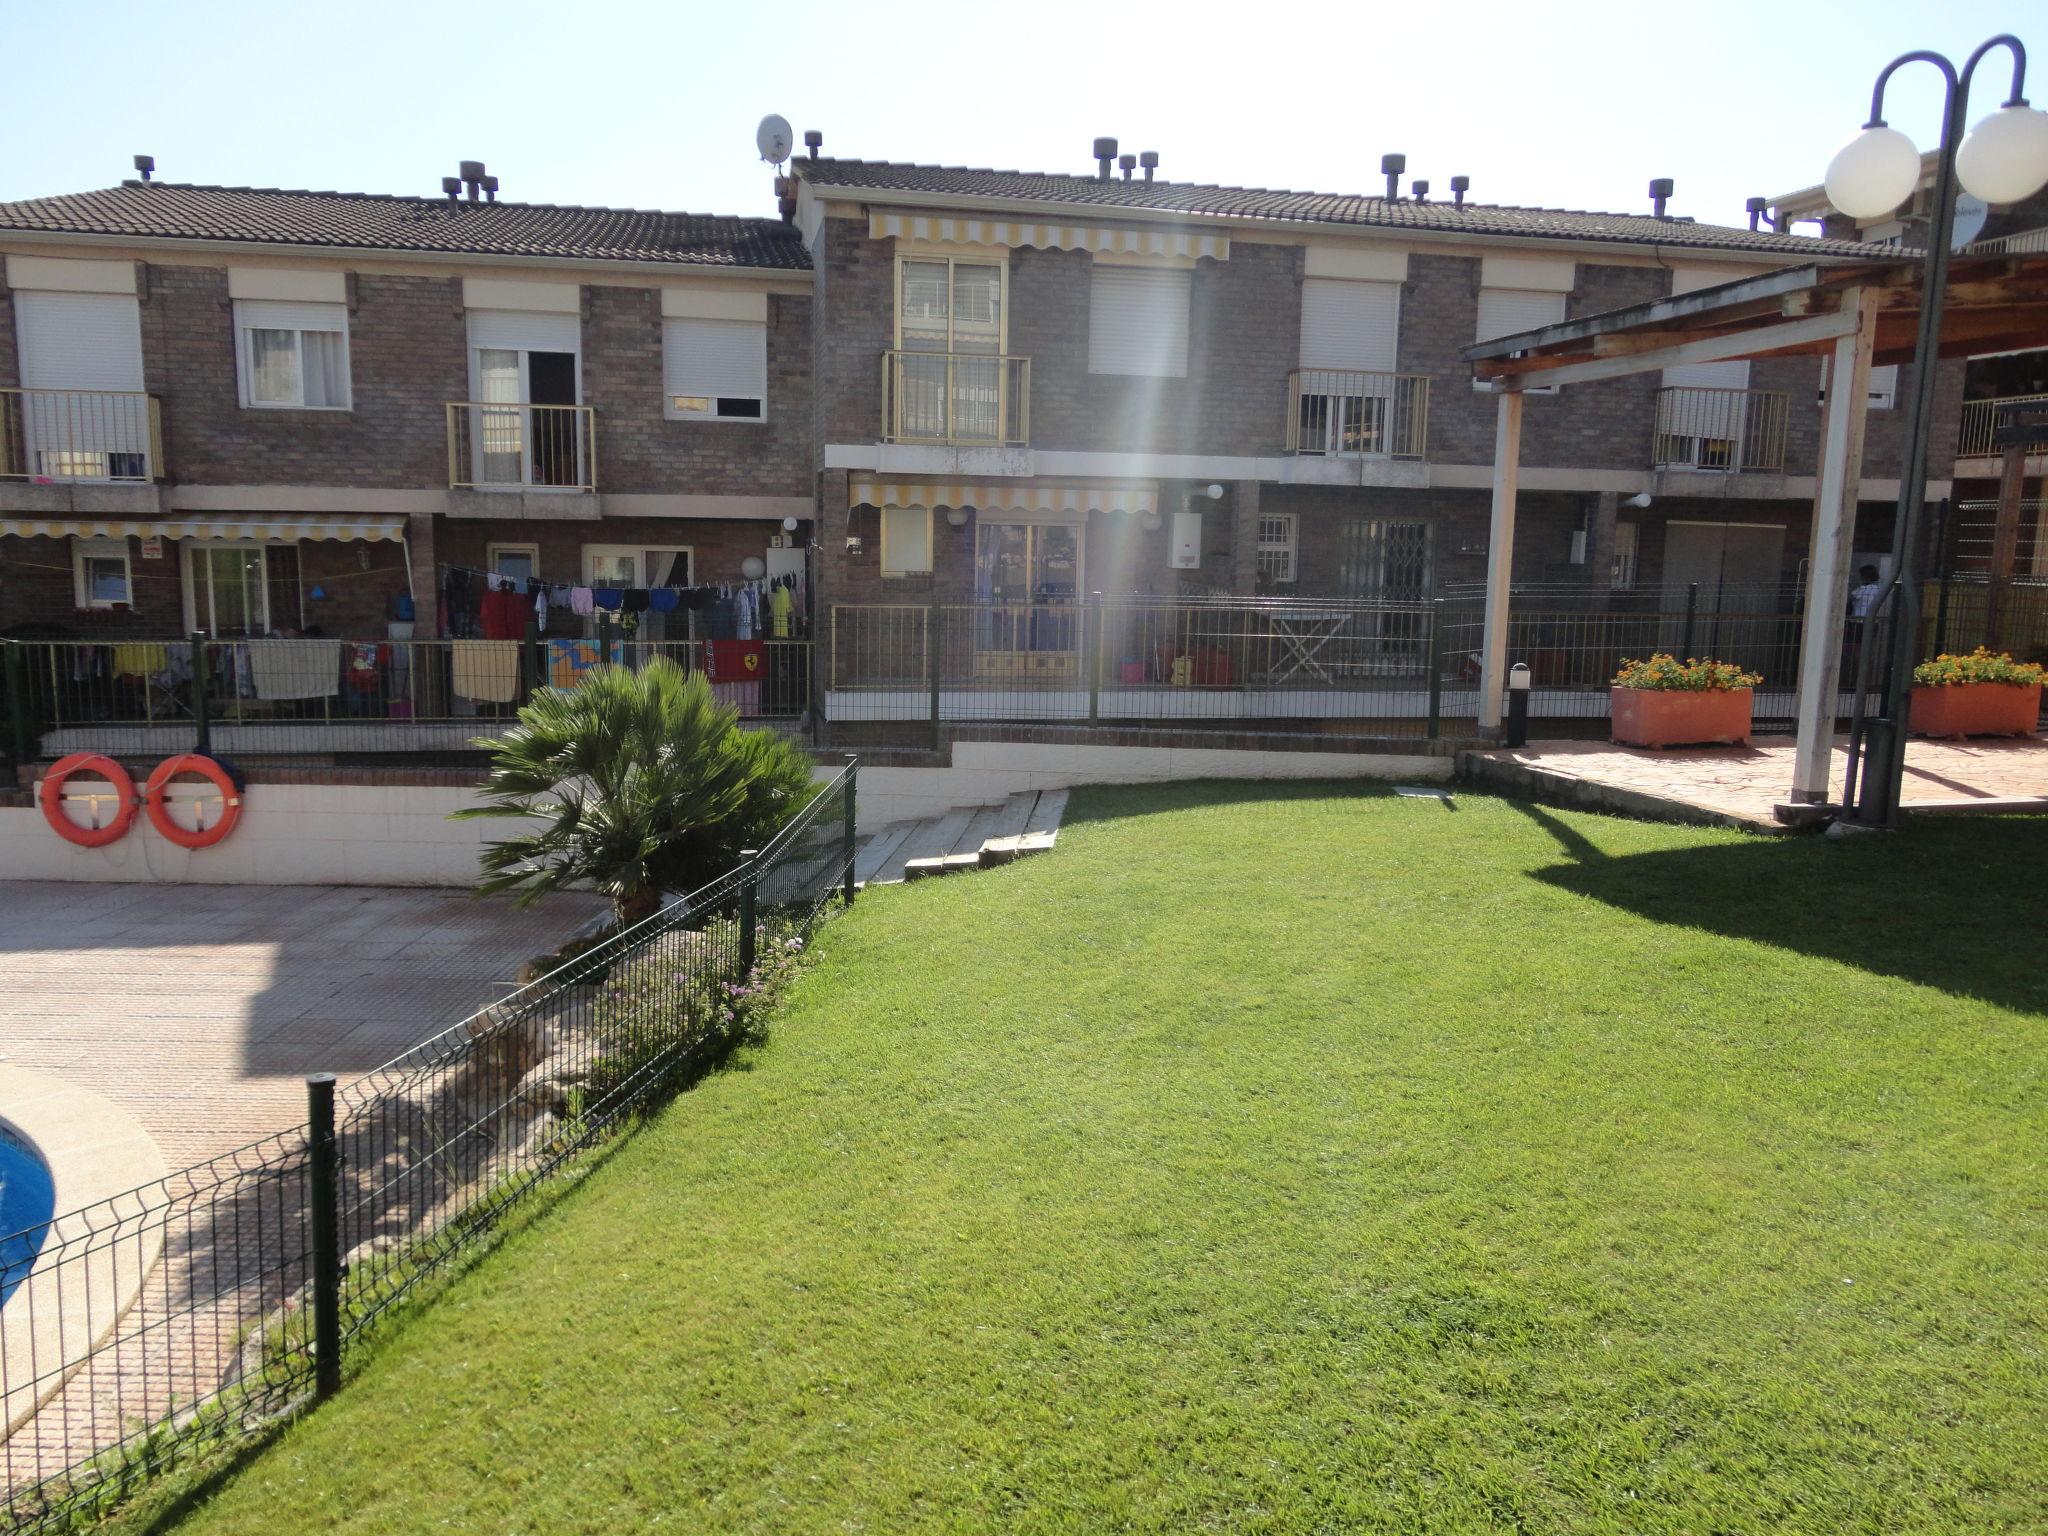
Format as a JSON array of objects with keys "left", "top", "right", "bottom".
[{"left": 1464, "top": 251, "right": 2048, "bottom": 807}]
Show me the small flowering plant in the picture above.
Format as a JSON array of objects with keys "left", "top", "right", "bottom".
[
  {"left": 1612, "top": 654, "right": 1761, "bottom": 692},
  {"left": 1912, "top": 647, "right": 2045, "bottom": 689}
]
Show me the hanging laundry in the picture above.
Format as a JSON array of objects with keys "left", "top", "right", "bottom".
[
  {"left": 770, "top": 584, "right": 793, "bottom": 638},
  {"left": 547, "top": 637, "right": 625, "bottom": 689},
  {"left": 250, "top": 639, "right": 341, "bottom": 701},
  {"left": 593, "top": 587, "right": 625, "bottom": 612},
  {"left": 452, "top": 640, "right": 521, "bottom": 703},
  {"left": 621, "top": 588, "right": 651, "bottom": 614},
  {"left": 648, "top": 588, "right": 680, "bottom": 614},
  {"left": 703, "top": 638, "right": 765, "bottom": 682},
  {"left": 569, "top": 586, "right": 595, "bottom": 616},
  {"left": 479, "top": 586, "right": 528, "bottom": 640}
]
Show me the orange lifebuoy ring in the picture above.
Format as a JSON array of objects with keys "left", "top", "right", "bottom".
[
  {"left": 39, "top": 753, "right": 139, "bottom": 848},
  {"left": 143, "top": 754, "right": 244, "bottom": 850}
]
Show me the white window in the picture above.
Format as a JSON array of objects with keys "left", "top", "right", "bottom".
[
  {"left": 663, "top": 317, "right": 767, "bottom": 421},
  {"left": 71, "top": 537, "right": 132, "bottom": 608},
  {"left": 880, "top": 507, "right": 932, "bottom": 577},
  {"left": 184, "top": 543, "right": 287, "bottom": 637},
  {"left": 488, "top": 542, "right": 541, "bottom": 585},
  {"left": 1475, "top": 288, "right": 1568, "bottom": 394},
  {"left": 1256, "top": 513, "right": 1298, "bottom": 584},
  {"left": 1818, "top": 357, "right": 1898, "bottom": 410},
  {"left": 1088, "top": 266, "right": 1190, "bottom": 377},
  {"left": 235, "top": 300, "right": 350, "bottom": 409},
  {"left": 896, "top": 257, "right": 1005, "bottom": 353}
]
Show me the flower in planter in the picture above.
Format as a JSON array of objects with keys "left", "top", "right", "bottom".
[
  {"left": 1911, "top": 647, "right": 2045, "bottom": 689},
  {"left": 1612, "top": 654, "right": 1761, "bottom": 692}
]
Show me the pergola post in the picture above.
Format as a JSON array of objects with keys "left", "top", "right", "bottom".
[
  {"left": 1479, "top": 389, "right": 1524, "bottom": 733},
  {"left": 1788, "top": 287, "right": 1877, "bottom": 805}
]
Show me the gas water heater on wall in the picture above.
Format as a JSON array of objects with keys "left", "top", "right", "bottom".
[{"left": 1170, "top": 511, "right": 1203, "bottom": 569}]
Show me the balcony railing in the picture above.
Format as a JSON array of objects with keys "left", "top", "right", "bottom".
[
  {"left": 0, "top": 388, "right": 162, "bottom": 483},
  {"left": 1284, "top": 370, "right": 1430, "bottom": 459},
  {"left": 881, "top": 351, "right": 1029, "bottom": 446},
  {"left": 1964, "top": 225, "right": 2048, "bottom": 257},
  {"left": 445, "top": 401, "right": 597, "bottom": 491},
  {"left": 1959, "top": 392, "right": 2048, "bottom": 459},
  {"left": 1652, "top": 386, "right": 1789, "bottom": 473}
]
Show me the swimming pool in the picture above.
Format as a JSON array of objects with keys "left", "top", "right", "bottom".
[{"left": 1, "top": 1123, "right": 56, "bottom": 1305}]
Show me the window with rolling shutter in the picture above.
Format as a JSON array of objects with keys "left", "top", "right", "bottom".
[
  {"left": 1088, "top": 267, "right": 1190, "bottom": 377},
  {"left": 663, "top": 317, "right": 768, "bottom": 421},
  {"left": 1474, "top": 287, "right": 1567, "bottom": 393},
  {"left": 234, "top": 298, "right": 350, "bottom": 409},
  {"left": 1299, "top": 278, "right": 1400, "bottom": 373},
  {"left": 13, "top": 291, "right": 145, "bottom": 392}
]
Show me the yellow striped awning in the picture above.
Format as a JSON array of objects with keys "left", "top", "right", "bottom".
[
  {"left": 869, "top": 212, "right": 1229, "bottom": 262},
  {"left": 0, "top": 514, "right": 409, "bottom": 543},
  {"left": 850, "top": 479, "right": 1156, "bottom": 520}
]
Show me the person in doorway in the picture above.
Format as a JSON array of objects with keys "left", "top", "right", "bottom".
[{"left": 1850, "top": 565, "right": 1885, "bottom": 618}]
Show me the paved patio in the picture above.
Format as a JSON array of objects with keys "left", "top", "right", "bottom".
[
  {"left": 0, "top": 882, "right": 607, "bottom": 1171},
  {"left": 1462, "top": 735, "right": 2048, "bottom": 832}
]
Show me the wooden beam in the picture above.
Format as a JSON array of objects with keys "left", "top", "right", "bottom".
[
  {"left": 1478, "top": 391, "right": 1524, "bottom": 734},
  {"left": 1480, "top": 310, "right": 1860, "bottom": 391},
  {"left": 1987, "top": 446, "right": 2028, "bottom": 648},
  {"left": 1789, "top": 287, "right": 1878, "bottom": 806}
]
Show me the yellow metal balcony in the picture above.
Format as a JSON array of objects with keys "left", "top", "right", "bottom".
[
  {"left": 1959, "top": 392, "right": 2048, "bottom": 459},
  {"left": 881, "top": 351, "right": 1029, "bottom": 446},
  {"left": 446, "top": 401, "right": 596, "bottom": 491},
  {"left": 1284, "top": 370, "right": 1430, "bottom": 459},
  {"left": 1652, "top": 386, "right": 1789, "bottom": 473},
  {"left": 0, "top": 388, "right": 163, "bottom": 482}
]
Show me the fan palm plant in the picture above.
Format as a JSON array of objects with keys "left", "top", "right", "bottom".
[{"left": 453, "top": 657, "right": 815, "bottom": 925}]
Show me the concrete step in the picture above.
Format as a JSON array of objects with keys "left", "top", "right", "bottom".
[{"left": 861, "top": 787, "right": 1071, "bottom": 885}]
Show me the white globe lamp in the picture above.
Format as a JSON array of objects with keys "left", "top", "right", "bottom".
[
  {"left": 1824, "top": 124, "right": 1922, "bottom": 219},
  {"left": 741, "top": 556, "right": 766, "bottom": 580},
  {"left": 1955, "top": 104, "right": 2048, "bottom": 204}
]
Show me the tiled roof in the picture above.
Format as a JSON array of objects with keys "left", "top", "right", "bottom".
[
  {"left": 797, "top": 158, "right": 1876, "bottom": 259},
  {"left": 0, "top": 182, "right": 811, "bottom": 269}
]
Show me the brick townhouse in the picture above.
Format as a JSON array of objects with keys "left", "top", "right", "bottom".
[
  {"left": 0, "top": 166, "right": 813, "bottom": 647},
  {"left": 788, "top": 141, "right": 1962, "bottom": 638}
]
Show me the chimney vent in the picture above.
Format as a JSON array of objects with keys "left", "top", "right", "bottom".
[
  {"left": 442, "top": 176, "right": 462, "bottom": 202},
  {"left": 804, "top": 129, "right": 823, "bottom": 160},
  {"left": 1139, "top": 150, "right": 1158, "bottom": 182},
  {"left": 481, "top": 175, "right": 499, "bottom": 203},
  {"left": 1649, "top": 177, "right": 1674, "bottom": 218},
  {"left": 133, "top": 154, "right": 155, "bottom": 183},
  {"left": 1411, "top": 178, "right": 1430, "bottom": 203},
  {"left": 1745, "top": 195, "right": 1769, "bottom": 231},
  {"left": 1450, "top": 174, "right": 1470, "bottom": 209},
  {"left": 1093, "top": 136, "right": 1118, "bottom": 181},
  {"left": 1119, "top": 153, "right": 1136, "bottom": 181},
  {"left": 1380, "top": 153, "right": 1406, "bottom": 202}
]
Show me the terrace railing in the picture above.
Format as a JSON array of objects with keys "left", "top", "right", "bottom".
[
  {"left": 445, "top": 402, "right": 596, "bottom": 491},
  {"left": 880, "top": 351, "right": 1030, "bottom": 446},
  {"left": 0, "top": 764, "right": 858, "bottom": 1532},
  {"left": 0, "top": 389, "right": 162, "bottom": 483},
  {"left": 1285, "top": 370, "right": 1430, "bottom": 459},
  {"left": 1957, "top": 392, "right": 2048, "bottom": 459},
  {"left": 1652, "top": 386, "right": 1789, "bottom": 473}
]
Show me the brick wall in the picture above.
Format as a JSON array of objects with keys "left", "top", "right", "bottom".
[
  {"left": 0, "top": 534, "right": 183, "bottom": 634},
  {"left": 580, "top": 286, "right": 811, "bottom": 496},
  {"left": 0, "top": 281, "right": 17, "bottom": 389},
  {"left": 142, "top": 266, "right": 464, "bottom": 487}
]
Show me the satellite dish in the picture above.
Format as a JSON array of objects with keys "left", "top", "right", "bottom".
[
  {"left": 1950, "top": 192, "right": 1988, "bottom": 251},
  {"left": 756, "top": 114, "right": 794, "bottom": 166}
]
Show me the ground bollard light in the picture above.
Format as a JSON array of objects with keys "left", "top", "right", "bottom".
[{"left": 1505, "top": 662, "right": 1531, "bottom": 749}]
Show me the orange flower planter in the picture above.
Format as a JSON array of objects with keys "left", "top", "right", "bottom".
[
  {"left": 1609, "top": 687, "right": 1753, "bottom": 749},
  {"left": 1909, "top": 682, "right": 2041, "bottom": 738}
]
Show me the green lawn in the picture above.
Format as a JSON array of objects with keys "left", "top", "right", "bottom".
[{"left": 130, "top": 784, "right": 2047, "bottom": 1534}]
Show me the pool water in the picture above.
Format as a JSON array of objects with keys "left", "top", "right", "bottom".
[{"left": 0, "top": 1126, "right": 55, "bottom": 1305}]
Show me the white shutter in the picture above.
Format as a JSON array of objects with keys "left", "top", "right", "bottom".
[
  {"left": 466, "top": 309, "right": 580, "bottom": 354},
  {"left": 664, "top": 318, "right": 767, "bottom": 402},
  {"left": 1661, "top": 360, "right": 1750, "bottom": 391},
  {"left": 1474, "top": 287, "right": 1566, "bottom": 343},
  {"left": 1661, "top": 360, "right": 1750, "bottom": 442},
  {"left": 235, "top": 298, "right": 345, "bottom": 333},
  {"left": 1299, "top": 278, "right": 1399, "bottom": 372},
  {"left": 13, "top": 291, "right": 145, "bottom": 391},
  {"left": 1088, "top": 267, "right": 1190, "bottom": 376}
]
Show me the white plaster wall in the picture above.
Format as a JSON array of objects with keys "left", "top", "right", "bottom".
[
  {"left": 0, "top": 785, "right": 508, "bottom": 886},
  {"left": 851, "top": 740, "right": 1452, "bottom": 832}
]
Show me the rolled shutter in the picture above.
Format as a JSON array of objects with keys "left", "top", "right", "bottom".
[
  {"left": 13, "top": 291, "right": 145, "bottom": 391},
  {"left": 1474, "top": 288, "right": 1566, "bottom": 343},
  {"left": 1088, "top": 267, "right": 1190, "bottom": 376},
  {"left": 235, "top": 298, "right": 345, "bottom": 333},
  {"left": 1299, "top": 278, "right": 1399, "bottom": 373},
  {"left": 467, "top": 309, "right": 580, "bottom": 354},
  {"left": 664, "top": 317, "right": 767, "bottom": 401}
]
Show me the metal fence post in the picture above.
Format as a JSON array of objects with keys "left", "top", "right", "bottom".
[
  {"left": 738, "top": 850, "right": 758, "bottom": 975},
  {"left": 1424, "top": 599, "right": 1445, "bottom": 740},
  {"left": 3, "top": 641, "right": 28, "bottom": 770},
  {"left": 1087, "top": 592, "right": 1102, "bottom": 724},
  {"left": 521, "top": 618, "right": 540, "bottom": 703},
  {"left": 1933, "top": 571, "right": 1953, "bottom": 657},
  {"left": 842, "top": 762, "right": 858, "bottom": 906},
  {"left": 190, "top": 630, "right": 212, "bottom": 756},
  {"left": 1680, "top": 583, "right": 1699, "bottom": 660},
  {"left": 926, "top": 603, "right": 942, "bottom": 753},
  {"left": 306, "top": 1072, "right": 342, "bottom": 1400}
]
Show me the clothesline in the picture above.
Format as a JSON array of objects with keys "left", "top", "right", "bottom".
[{"left": 437, "top": 562, "right": 804, "bottom": 642}]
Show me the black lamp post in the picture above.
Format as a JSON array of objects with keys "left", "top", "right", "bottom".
[{"left": 1822, "top": 36, "right": 2048, "bottom": 826}]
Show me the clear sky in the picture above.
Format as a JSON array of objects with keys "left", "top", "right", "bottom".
[{"left": 0, "top": 0, "right": 2036, "bottom": 233}]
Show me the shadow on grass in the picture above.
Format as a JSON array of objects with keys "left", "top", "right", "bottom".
[
  {"left": 1058, "top": 777, "right": 1415, "bottom": 830},
  {"left": 1512, "top": 801, "right": 2048, "bottom": 1016}
]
